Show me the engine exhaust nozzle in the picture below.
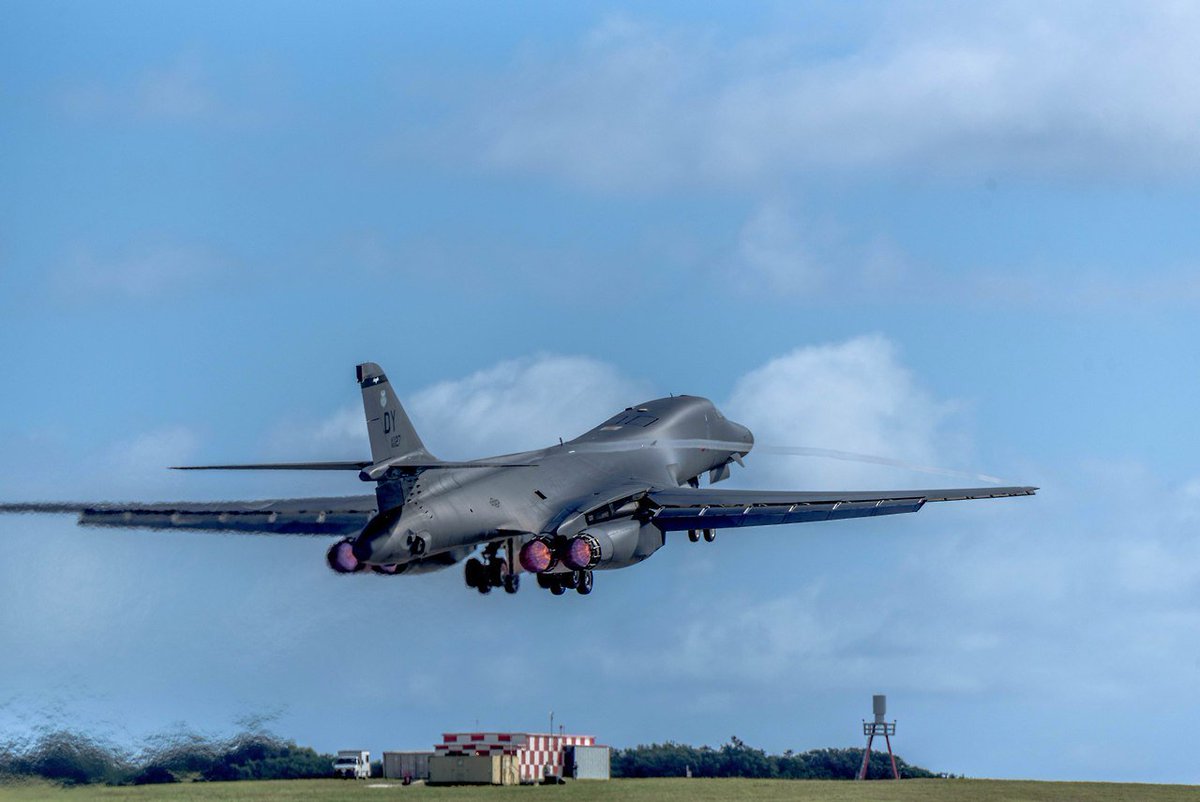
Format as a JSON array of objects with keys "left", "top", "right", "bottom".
[
  {"left": 519, "top": 537, "right": 557, "bottom": 573},
  {"left": 326, "top": 539, "right": 362, "bottom": 573},
  {"left": 562, "top": 534, "right": 600, "bottom": 571}
]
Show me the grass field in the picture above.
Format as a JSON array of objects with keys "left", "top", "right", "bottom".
[{"left": 1, "top": 778, "right": 1197, "bottom": 802}]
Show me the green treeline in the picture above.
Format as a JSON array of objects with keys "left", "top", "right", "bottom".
[
  {"left": 1, "top": 729, "right": 941, "bottom": 786},
  {"left": 0, "top": 728, "right": 334, "bottom": 786},
  {"left": 612, "top": 737, "right": 940, "bottom": 780}
]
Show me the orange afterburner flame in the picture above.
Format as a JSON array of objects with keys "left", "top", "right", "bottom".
[
  {"left": 519, "top": 537, "right": 556, "bottom": 573},
  {"left": 563, "top": 536, "right": 597, "bottom": 571}
]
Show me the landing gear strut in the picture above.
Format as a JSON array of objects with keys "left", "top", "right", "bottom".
[{"left": 464, "top": 538, "right": 521, "bottom": 595}]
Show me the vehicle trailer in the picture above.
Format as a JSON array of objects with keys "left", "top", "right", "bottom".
[
  {"left": 333, "top": 750, "right": 371, "bottom": 779},
  {"left": 383, "top": 751, "right": 432, "bottom": 782}
]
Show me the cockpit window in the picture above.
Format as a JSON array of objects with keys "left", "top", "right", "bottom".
[{"left": 602, "top": 412, "right": 658, "bottom": 428}]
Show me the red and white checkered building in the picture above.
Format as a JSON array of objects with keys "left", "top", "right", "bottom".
[{"left": 435, "top": 732, "right": 597, "bottom": 782}]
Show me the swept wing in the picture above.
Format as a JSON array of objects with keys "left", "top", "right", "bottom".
[
  {"left": 646, "top": 486, "right": 1037, "bottom": 530},
  {"left": 0, "top": 496, "right": 377, "bottom": 536}
]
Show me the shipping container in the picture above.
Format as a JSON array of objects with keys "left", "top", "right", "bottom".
[
  {"left": 382, "top": 751, "right": 432, "bottom": 781},
  {"left": 565, "top": 745, "right": 611, "bottom": 780},
  {"left": 428, "top": 754, "right": 519, "bottom": 785}
]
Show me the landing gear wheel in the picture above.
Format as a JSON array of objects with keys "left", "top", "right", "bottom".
[
  {"left": 703, "top": 528, "right": 716, "bottom": 543},
  {"left": 489, "top": 558, "right": 507, "bottom": 588},
  {"left": 476, "top": 581, "right": 492, "bottom": 594},
  {"left": 503, "top": 573, "right": 520, "bottom": 594},
  {"left": 564, "top": 571, "right": 580, "bottom": 590},
  {"left": 550, "top": 580, "right": 566, "bottom": 596},
  {"left": 464, "top": 557, "right": 484, "bottom": 588},
  {"left": 688, "top": 529, "right": 700, "bottom": 543},
  {"left": 576, "top": 570, "right": 593, "bottom": 595}
]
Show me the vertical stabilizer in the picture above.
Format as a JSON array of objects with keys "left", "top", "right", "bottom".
[{"left": 356, "top": 362, "right": 434, "bottom": 464}]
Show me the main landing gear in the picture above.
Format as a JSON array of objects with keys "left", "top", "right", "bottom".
[
  {"left": 464, "top": 539, "right": 520, "bottom": 595},
  {"left": 537, "top": 569, "right": 593, "bottom": 596}
]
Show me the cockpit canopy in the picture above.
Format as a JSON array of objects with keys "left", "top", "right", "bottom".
[{"left": 599, "top": 408, "right": 659, "bottom": 430}]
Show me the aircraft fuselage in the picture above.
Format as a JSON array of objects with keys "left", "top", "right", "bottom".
[{"left": 353, "top": 395, "right": 753, "bottom": 568}]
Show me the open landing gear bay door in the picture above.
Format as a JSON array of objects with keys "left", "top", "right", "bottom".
[{"left": 646, "top": 486, "right": 1037, "bottom": 531}]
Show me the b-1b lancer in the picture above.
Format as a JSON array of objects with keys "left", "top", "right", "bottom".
[{"left": 0, "top": 362, "right": 1035, "bottom": 596}]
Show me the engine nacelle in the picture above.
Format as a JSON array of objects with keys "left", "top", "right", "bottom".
[
  {"left": 557, "top": 518, "right": 664, "bottom": 572},
  {"left": 349, "top": 505, "right": 439, "bottom": 567}
]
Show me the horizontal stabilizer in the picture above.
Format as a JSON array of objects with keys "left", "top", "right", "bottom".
[
  {"left": 173, "top": 462, "right": 369, "bottom": 471},
  {"left": 357, "top": 456, "right": 537, "bottom": 481},
  {"left": 172, "top": 458, "right": 538, "bottom": 481}
]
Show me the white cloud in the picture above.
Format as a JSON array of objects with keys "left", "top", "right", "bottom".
[
  {"left": 54, "top": 244, "right": 228, "bottom": 300},
  {"left": 58, "top": 52, "right": 283, "bottom": 129},
  {"left": 10, "top": 426, "right": 207, "bottom": 499},
  {"left": 725, "top": 203, "right": 916, "bottom": 297},
  {"left": 731, "top": 202, "right": 827, "bottom": 294},
  {"left": 727, "top": 335, "right": 960, "bottom": 487},
  {"left": 135, "top": 56, "right": 215, "bottom": 120},
  {"left": 408, "top": 355, "right": 650, "bottom": 458},
  {"left": 474, "top": 4, "right": 1200, "bottom": 190},
  {"left": 294, "top": 355, "right": 651, "bottom": 462},
  {"left": 102, "top": 427, "right": 199, "bottom": 488},
  {"left": 61, "top": 55, "right": 216, "bottom": 122}
]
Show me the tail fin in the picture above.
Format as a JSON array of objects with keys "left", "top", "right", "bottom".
[{"left": 356, "top": 362, "right": 434, "bottom": 464}]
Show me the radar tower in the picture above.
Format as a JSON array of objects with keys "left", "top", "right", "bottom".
[{"left": 856, "top": 694, "right": 899, "bottom": 780}]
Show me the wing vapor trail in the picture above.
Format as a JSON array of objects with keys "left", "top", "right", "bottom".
[
  {"left": 753, "top": 445, "right": 1004, "bottom": 484},
  {"left": 563, "top": 439, "right": 1004, "bottom": 484}
]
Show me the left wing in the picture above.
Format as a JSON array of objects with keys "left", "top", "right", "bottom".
[
  {"left": 646, "top": 486, "right": 1036, "bottom": 531},
  {"left": 0, "top": 496, "right": 377, "bottom": 536}
]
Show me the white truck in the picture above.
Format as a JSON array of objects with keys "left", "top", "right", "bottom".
[{"left": 333, "top": 750, "right": 372, "bottom": 779}]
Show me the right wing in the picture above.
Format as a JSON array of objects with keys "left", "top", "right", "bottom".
[
  {"left": 0, "top": 496, "right": 377, "bottom": 536},
  {"left": 646, "top": 486, "right": 1036, "bottom": 531}
]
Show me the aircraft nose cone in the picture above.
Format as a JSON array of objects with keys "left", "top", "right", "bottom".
[{"left": 734, "top": 422, "right": 754, "bottom": 453}]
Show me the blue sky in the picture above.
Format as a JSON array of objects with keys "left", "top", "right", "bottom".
[{"left": 2, "top": 0, "right": 1199, "bottom": 783}]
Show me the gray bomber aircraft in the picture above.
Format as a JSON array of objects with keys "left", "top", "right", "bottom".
[{"left": 0, "top": 362, "right": 1036, "bottom": 596}]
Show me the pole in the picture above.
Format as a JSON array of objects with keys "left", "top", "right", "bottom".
[
  {"left": 884, "top": 731, "right": 899, "bottom": 780},
  {"left": 856, "top": 730, "right": 874, "bottom": 781}
]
